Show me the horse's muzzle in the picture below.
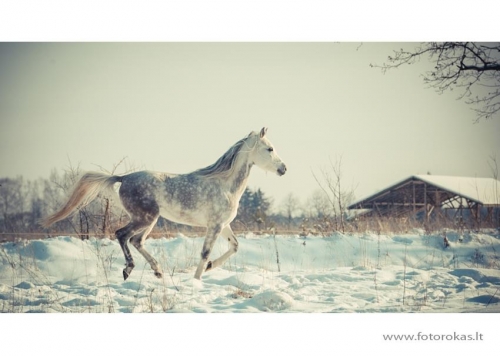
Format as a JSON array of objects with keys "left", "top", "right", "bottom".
[{"left": 277, "top": 164, "right": 287, "bottom": 176}]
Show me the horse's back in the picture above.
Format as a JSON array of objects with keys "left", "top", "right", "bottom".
[{"left": 118, "top": 171, "right": 168, "bottom": 213}]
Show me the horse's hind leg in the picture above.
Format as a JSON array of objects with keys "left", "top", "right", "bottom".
[
  {"left": 116, "top": 222, "right": 140, "bottom": 280},
  {"left": 130, "top": 217, "right": 163, "bottom": 279},
  {"left": 116, "top": 219, "right": 155, "bottom": 280},
  {"left": 205, "top": 225, "right": 238, "bottom": 272}
]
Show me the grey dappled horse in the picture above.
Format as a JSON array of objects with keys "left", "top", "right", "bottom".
[{"left": 42, "top": 128, "right": 287, "bottom": 280}]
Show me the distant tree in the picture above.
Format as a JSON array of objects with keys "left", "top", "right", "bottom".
[
  {"left": 236, "top": 187, "right": 272, "bottom": 230},
  {"left": 371, "top": 42, "right": 500, "bottom": 122},
  {"left": 281, "top": 192, "right": 300, "bottom": 229},
  {"left": 306, "top": 189, "right": 332, "bottom": 219},
  {"left": 0, "top": 177, "right": 26, "bottom": 232},
  {"left": 253, "top": 188, "right": 271, "bottom": 218},
  {"left": 237, "top": 188, "right": 253, "bottom": 227},
  {"left": 28, "top": 179, "right": 44, "bottom": 229}
]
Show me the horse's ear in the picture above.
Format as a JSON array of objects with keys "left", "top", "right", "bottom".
[{"left": 260, "top": 127, "right": 268, "bottom": 138}]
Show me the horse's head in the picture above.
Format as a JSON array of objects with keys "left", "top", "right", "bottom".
[{"left": 246, "top": 127, "right": 287, "bottom": 176}]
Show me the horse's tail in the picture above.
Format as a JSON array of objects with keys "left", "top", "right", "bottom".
[{"left": 41, "top": 172, "right": 123, "bottom": 228}]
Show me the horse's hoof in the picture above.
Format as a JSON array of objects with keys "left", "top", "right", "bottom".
[
  {"left": 123, "top": 270, "right": 130, "bottom": 280},
  {"left": 154, "top": 271, "right": 163, "bottom": 279},
  {"left": 205, "top": 261, "right": 213, "bottom": 271}
]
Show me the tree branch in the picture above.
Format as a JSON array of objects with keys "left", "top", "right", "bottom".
[{"left": 372, "top": 42, "right": 500, "bottom": 121}]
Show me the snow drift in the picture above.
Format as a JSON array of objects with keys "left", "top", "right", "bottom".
[{"left": 1, "top": 230, "right": 499, "bottom": 313}]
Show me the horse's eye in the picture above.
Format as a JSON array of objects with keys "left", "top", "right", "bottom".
[{"left": 267, "top": 147, "right": 274, "bottom": 152}]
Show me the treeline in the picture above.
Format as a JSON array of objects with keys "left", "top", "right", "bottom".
[
  {"left": 0, "top": 166, "right": 360, "bottom": 241},
  {"left": 0, "top": 156, "right": 367, "bottom": 241},
  {"left": 3, "top": 167, "right": 495, "bottom": 242},
  {"left": 0, "top": 170, "right": 307, "bottom": 241}
]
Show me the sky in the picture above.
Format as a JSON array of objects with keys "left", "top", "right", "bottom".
[{"left": 1, "top": 42, "right": 499, "bottom": 211}]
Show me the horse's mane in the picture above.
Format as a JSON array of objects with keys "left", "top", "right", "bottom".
[{"left": 193, "top": 136, "right": 249, "bottom": 179}]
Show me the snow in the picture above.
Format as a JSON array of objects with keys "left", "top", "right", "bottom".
[{"left": 1, "top": 230, "right": 500, "bottom": 313}]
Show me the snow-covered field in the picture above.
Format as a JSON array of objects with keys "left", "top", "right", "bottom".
[{"left": 1, "top": 230, "right": 500, "bottom": 313}]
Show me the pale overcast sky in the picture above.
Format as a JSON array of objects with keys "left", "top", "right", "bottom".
[{"left": 1, "top": 42, "right": 499, "bottom": 208}]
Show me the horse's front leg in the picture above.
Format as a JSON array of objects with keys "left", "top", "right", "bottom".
[
  {"left": 194, "top": 224, "right": 222, "bottom": 280},
  {"left": 205, "top": 225, "right": 238, "bottom": 272}
]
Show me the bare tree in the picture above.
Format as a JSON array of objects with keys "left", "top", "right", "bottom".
[
  {"left": 0, "top": 177, "right": 24, "bottom": 232},
  {"left": 302, "top": 189, "right": 334, "bottom": 236},
  {"left": 312, "top": 156, "right": 356, "bottom": 233},
  {"left": 488, "top": 154, "right": 500, "bottom": 227},
  {"left": 306, "top": 189, "right": 332, "bottom": 219},
  {"left": 281, "top": 192, "right": 300, "bottom": 229},
  {"left": 371, "top": 42, "right": 500, "bottom": 122}
]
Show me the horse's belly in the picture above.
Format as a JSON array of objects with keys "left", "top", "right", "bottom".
[{"left": 159, "top": 207, "right": 207, "bottom": 227}]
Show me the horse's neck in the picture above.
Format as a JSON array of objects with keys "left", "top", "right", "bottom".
[{"left": 227, "top": 152, "right": 253, "bottom": 196}]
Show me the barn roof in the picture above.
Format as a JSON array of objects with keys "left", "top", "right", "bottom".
[
  {"left": 412, "top": 175, "right": 500, "bottom": 205},
  {"left": 348, "top": 175, "right": 500, "bottom": 216}
]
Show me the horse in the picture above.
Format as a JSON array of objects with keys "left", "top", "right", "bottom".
[{"left": 42, "top": 127, "right": 287, "bottom": 280}]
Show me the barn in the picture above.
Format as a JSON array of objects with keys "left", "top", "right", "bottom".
[{"left": 348, "top": 175, "right": 500, "bottom": 224}]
